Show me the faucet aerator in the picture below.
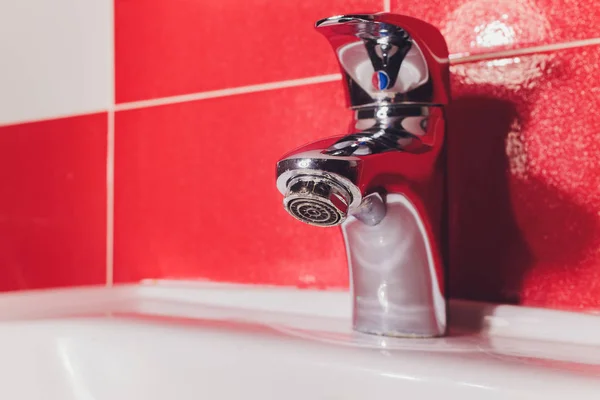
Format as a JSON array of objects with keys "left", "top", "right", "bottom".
[{"left": 283, "top": 175, "right": 352, "bottom": 227}]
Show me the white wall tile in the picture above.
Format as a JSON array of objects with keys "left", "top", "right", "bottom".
[{"left": 0, "top": 1, "right": 112, "bottom": 125}]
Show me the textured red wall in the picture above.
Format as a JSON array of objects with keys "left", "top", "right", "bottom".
[{"left": 0, "top": 0, "right": 599, "bottom": 311}]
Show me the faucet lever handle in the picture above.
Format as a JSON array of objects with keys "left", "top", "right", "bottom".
[{"left": 315, "top": 13, "right": 450, "bottom": 108}]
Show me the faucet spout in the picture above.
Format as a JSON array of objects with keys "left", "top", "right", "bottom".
[{"left": 275, "top": 13, "right": 450, "bottom": 337}]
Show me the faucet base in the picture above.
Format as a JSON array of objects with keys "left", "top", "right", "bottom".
[{"left": 342, "top": 193, "right": 447, "bottom": 338}]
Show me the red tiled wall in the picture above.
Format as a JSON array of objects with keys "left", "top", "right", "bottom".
[
  {"left": 0, "top": 114, "right": 107, "bottom": 290},
  {"left": 0, "top": 0, "right": 599, "bottom": 311}
]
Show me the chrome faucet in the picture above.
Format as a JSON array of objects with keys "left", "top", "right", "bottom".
[{"left": 275, "top": 13, "right": 450, "bottom": 337}]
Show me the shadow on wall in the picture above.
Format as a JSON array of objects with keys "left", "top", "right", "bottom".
[{"left": 446, "top": 94, "right": 599, "bottom": 305}]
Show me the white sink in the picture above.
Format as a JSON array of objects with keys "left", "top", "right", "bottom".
[{"left": 1, "top": 281, "right": 600, "bottom": 399}]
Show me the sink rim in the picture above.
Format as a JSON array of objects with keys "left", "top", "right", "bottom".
[{"left": 0, "top": 280, "right": 599, "bottom": 348}]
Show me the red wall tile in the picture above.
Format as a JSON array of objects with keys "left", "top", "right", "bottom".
[
  {"left": 448, "top": 46, "right": 600, "bottom": 309},
  {"left": 0, "top": 114, "right": 107, "bottom": 291},
  {"left": 114, "top": 0, "right": 382, "bottom": 103},
  {"left": 114, "top": 83, "right": 349, "bottom": 287},
  {"left": 390, "top": 0, "right": 600, "bottom": 55}
]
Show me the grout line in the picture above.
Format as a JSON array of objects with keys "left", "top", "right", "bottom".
[
  {"left": 105, "top": 0, "right": 115, "bottom": 288},
  {"left": 114, "top": 74, "right": 342, "bottom": 111},
  {"left": 383, "top": 0, "right": 391, "bottom": 12},
  {"left": 0, "top": 109, "right": 109, "bottom": 129},
  {"left": 449, "top": 37, "right": 600, "bottom": 64},
  {"left": 106, "top": 110, "right": 114, "bottom": 288}
]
